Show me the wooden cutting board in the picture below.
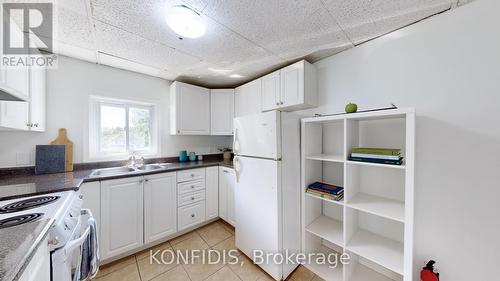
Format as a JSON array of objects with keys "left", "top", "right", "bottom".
[{"left": 50, "top": 128, "right": 74, "bottom": 172}]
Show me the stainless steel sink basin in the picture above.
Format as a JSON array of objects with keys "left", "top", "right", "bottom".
[
  {"left": 90, "top": 166, "right": 136, "bottom": 177},
  {"left": 136, "top": 164, "right": 162, "bottom": 171}
]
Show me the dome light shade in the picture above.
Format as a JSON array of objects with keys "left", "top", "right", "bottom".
[{"left": 165, "top": 5, "right": 206, "bottom": 38}]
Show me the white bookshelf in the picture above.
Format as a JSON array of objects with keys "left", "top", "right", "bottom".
[{"left": 301, "top": 108, "right": 414, "bottom": 281}]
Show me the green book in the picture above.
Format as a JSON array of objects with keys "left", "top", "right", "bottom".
[{"left": 351, "top": 148, "right": 401, "bottom": 156}]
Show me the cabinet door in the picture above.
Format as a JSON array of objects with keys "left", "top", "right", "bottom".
[
  {"left": 101, "top": 177, "right": 144, "bottom": 260},
  {"left": 280, "top": 61, "right": 304, "bottom": 108},
  {"left": 171, "top": 82, "right": 210, "bottom": 135},
  {"left": 0, "top": 101, "right": 29, "bottom": 130},
  {"left": 205, "top": 166, "right": 219, "bottom": 220},
  {"left": 227, "top": 169, "right": 236, "bottom": 226},
  {"left": 210, "top": 89, "right": 234, "bottom": 135},
  {"left": 261, "top": 71, "right": 280, "bottom": 111},
  {"left": 144, "top": 172, "right": 177, "bottom": 244},
  {"left": 81, "top": 182, "right": 101, "bottom": 251},
  {"left": 29, "top": 51, "right": 46, "bottom": 132},
  {"left": 234, "top": 87, "right": 246, "bottom": 118},
  {"left": 218, "top": 167, "right": 228, "bottom": 221},
  {"left": 243, "top": 79, "right": 262, "bottom": 115}
]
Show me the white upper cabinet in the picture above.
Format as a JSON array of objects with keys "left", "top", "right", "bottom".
[
  {"left": 261, "top": 70, "right": 280, "bottom": 111},
  {"left": 210, "top": 89, "right": 234, "bottom": 135},
  {"left": 144, "top": 172, "right": 177, "bottom": 243},
  {"left": 28, "top": 50, "right": 46, "bottom": 132},
  {"left": 235, "top": 79, "right": 262, "bottom": 117},
  {"left": 261, "top": 60, "right": 317, "bottom": 112},
  {"left": 170, "top": 81, "right": 210, "bottom": 135},
  {"left": 0, "top": 101, "right": 29, "bottom": 130}
]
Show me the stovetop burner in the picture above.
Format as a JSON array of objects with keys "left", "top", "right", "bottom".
[
  {"left": 0, "top": 213, "right": 43, "bottom": 229},
  {"left": 0, "top": 196, "right": 60, "bottom": 214}
]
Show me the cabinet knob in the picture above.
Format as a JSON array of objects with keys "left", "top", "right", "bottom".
[
  {"left": 275, "top": 102, "right": 279, "bottom": 106},
  {"left": 177, "top": 130, "right": 180, "bottom": 134},
  {"left": 191, "top": 214, "right": 195, "bottom": 218},
  {"left": 280, "top": 101, "right": 284, "bottom": 105},
  {"left": 191, "top": 185, "right": 195, "bottom": 189},
  {"left": 191, "top": 197, "right": 195, "bottom": 200},
  {"left": 191, "top": 174, "right": 195, "bottom": 177}
]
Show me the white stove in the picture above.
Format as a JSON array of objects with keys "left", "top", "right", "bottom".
[{"left": 0, "top": 191, "right": 98, "bottom": 281}]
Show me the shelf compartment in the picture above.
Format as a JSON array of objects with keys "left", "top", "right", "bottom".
[
  {"left": 349, "top": 262, "right": 401, "bottom": 281},
  {"left": 305, "top": 191, "right": 344, "bottom": 206},
  {"left": 303, "top": 246, "right": 343, "bottom": 281},
  {"left": 306, "top": 154, "right": 345, "bottom": 163},
  {"left": 305, "top": 216, "right": 344, "bottom": 246},
  {"left": 346, "top": 230, "right": 404, "bottom": 275},
  {"left": 347, "top": 193, "right": 404, "bottom": 223},
  {"left": 346, "top": 160, "right": 405, "bottom": 170}
]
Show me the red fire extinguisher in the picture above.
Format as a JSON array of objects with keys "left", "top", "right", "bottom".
[{"left": 421, "top": 260, "right": 439, "bottom": 281}]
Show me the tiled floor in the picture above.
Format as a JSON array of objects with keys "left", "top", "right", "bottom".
[{"left": 94, "top": 220, "right": 324, "bottom": 281}]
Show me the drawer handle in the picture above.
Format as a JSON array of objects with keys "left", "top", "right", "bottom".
[{"left": 191, "top": 214, "right": 195, "bottom": 218}]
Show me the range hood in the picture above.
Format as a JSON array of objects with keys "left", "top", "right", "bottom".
[{"left": 0, "top": 88, "right": 26, "bottom": 101}]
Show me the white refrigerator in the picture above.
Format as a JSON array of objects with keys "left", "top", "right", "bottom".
[{"left": 233, "top": 111, "right": 301, "bottom": 280}]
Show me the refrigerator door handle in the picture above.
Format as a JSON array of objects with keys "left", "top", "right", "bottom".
[
  {"left": 233, "top": 156, "right": 241, "bottom": 183},
  {"left": 233, "top": 128, "right": 240, "bottom": 154}
]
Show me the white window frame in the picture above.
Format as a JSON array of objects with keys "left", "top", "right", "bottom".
[{"left": 88, "top": 95, "right": 159, "bottom": 161}]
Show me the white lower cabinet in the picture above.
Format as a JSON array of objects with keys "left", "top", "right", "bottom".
[
  {"left": 219, "top": 167, "right": 236, "bottom": 226},
  {"left": 80, "top": 181, "right": 101, "bottom": 255},
  {"left": 101, "top": 176, "right": 144, "bottom": 260},
  {"left": 178, "top": 202, "right": 206, "bottom": 231},
  {"left": 144, "top": 172, "right": 177, "bottom": 244},
  {"left": 18, "top": 237, "right": 50, "bottom": 281},
  {"left": 205, "top": 166, "right": 219, "bottom": 220}
]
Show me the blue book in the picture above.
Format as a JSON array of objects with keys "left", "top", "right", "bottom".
[
  {"left": 308, "top": 182, "right": 344, "bottom": 195},
  {"left": 348, "top": 156, "right": 403, "bottom": 165}
]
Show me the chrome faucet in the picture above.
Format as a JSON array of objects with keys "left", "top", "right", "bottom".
[{"left": 128, "top": 152, "right": 145, "bottom": 167}]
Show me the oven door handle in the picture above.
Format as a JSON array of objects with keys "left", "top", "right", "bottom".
[{"left": 63, "top": 208, "right": 94, "bottom": 255}]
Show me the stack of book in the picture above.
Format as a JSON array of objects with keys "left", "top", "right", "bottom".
[
  {"left": 349, "top": 148, "right": 403, "bottom": 165},
  {"left": 306, "top": 182, "right": 344, "bottom": 201}
]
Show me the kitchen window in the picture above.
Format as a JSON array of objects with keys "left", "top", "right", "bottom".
[{"left": 88, "top": 96, "right": 158, "bottom": 160}]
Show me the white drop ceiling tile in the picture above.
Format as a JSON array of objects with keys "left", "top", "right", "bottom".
[
  {"left": 322, "top": 0, "right": 450, "bottom": 31},
  {"left": 458, "top": 0, "right": 476, "bottom": 6},
  {"left": 203, "top": 0, "right": 350, "bottom": 60},
  {"left": 54, "top": 7, "right": 95, "bottom": 50},
  {"left": 94, "top": 21, "right": 201, "bottom": 73},
  {"left": 91, "top": 0, "right": 273, "bottom": 67},
  {"left": 182, "top": 0, "right": 209, "bottom": 12}
]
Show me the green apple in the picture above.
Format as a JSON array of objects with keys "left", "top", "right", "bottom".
[{"left": 345, "top": 103, "right": 358, "bottom": 113}]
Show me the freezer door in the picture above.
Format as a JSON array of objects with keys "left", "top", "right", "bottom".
[
  {"left": 233, "top": 111, "right": 281, "bottom": 159},
  {"left": 234, "top": 156, "right": 282, "bottom": 280}
]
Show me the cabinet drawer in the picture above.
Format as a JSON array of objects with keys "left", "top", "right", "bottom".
[
  {"left": 178, "top": 190, "right": 205, "bottom": 207},
  {"left": 178, "top": 202, "right": 205, "bottom": 231},
  {"left": 177, "top": 180, "right": 205, "bottom": 195},
  {"left": 177, "top": 168, "right": 205, "bottom": 182}
]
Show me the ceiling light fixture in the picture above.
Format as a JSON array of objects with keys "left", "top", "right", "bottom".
[
  {"left": 165, "top": 5, "right": 205, "bottom": 39},
  {"left": 208, "top": 67, "right": 232, "bottom": 74},
  {"left": 229, "top": 74, "right": 244, "bottom": 78}
]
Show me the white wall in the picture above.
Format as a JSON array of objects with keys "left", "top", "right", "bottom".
[
  {"left": 298, "top": 0, "right": 500, "bottom": 279},
  {"left": 0, "top": 56, "right": 231, "bottom": 167}
]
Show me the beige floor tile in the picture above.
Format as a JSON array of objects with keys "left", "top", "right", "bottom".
[
  {"left": 289, "top": 265, "right": 315, "bottom": 281},
  {"left": 198, "top": 223, "right": 232, "bottom": 246},
  {"left": 137, "top": 247, "right": 180, "bottom": 281},
  {"left": 228, "top": 255, "right": 267, "bottom": 281},
  {"left": 219, "top": 221, "right": 235, "bottom": 235},
  {"left": 311, "top": 275, "right": 325, "bottom": 281},
  {"left": 95, "top": 262, "right": 140, "bottom": 281},
  {"left": 204, "top": 266, "right": 241, "bottom": 281},
  {"left": 211, "top": 236, "right": 241, "bottom": 257},
  {"left": 96, "top": 255, "right": 136, "bottom": 278},
  {"left": 136, "top": 241, "right": 172, "bottom": 261},
  {"left": 169, "top": 230, "right": 200, "bottom": 246},
  {"left": 181, "top": 251, "right": 225, "bottom": 281},
  {"left": 150, "top": 266, "right": 191, "bottom": 281},
  {"left": 172, "top": 234, "right": 209, "bottom": 253}
]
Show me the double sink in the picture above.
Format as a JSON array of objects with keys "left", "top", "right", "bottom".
[{"left": 89, "top": 163, "right": 172, "bottom": 178}]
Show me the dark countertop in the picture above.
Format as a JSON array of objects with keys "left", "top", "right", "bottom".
[
  {"left": 0, "top": 159, "right": 234, "bottom": 201},
  {"left": 0, "top": 218, "right": 53, "bottom": 281},
  {"left": 0, "top": 157, "right": 234, "bottom": 281}
]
